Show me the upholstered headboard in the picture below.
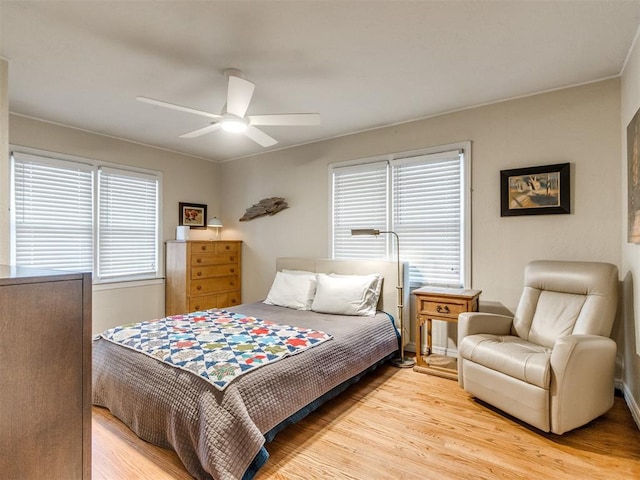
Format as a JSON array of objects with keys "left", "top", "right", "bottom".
[{"left": 275, "top": 257, "right": 409, "bottom": 328}]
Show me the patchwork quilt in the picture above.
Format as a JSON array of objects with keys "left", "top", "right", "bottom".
[{"left": 101, "top": 309, "right": 333, "bottom": 390}]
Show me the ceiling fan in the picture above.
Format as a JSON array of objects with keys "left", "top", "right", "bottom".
[{"left": 136, "top": 69, "right": 320, "bottom": 147}]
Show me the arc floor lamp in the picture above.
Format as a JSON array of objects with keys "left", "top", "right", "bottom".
[{"left": 350, "top": 229, "right": 415, "bottom": 368}]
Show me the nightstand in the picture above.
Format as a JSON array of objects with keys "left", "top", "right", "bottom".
[{"left": 413, "top": 286, "right": 481, "bottom": 380}]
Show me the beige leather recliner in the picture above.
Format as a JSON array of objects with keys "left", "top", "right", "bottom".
[{"left": 458, "top": 260, "right": 618, "bottom": 434}]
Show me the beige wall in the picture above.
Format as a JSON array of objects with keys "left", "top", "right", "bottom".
[
  {"left": 0, "top": 59, "right": 8, "bottom": 265},
  {"left": 620, "top": 33, "right": 640, "bottom": 425},
  {"left": 4, "top": 114, "right": 221, "bottom": 334},
  {"left": 221, "top": 79, "right": 621, "bottom": 309}
]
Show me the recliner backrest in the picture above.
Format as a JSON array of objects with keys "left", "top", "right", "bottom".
[{"left": 511, "top": 261, "right": 618, "bottom": 348}]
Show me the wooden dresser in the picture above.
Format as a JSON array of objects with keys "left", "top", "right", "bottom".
[
  {"left": 0, "top": 266, "right": 91, "bottom": 479},
  {"left": 165, "top": 240, "right": 242, "bottom": 315}
]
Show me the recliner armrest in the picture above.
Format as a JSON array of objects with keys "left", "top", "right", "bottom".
[
  {"left": 550, "top": 334, "right": 616, "bottom": 382},
  {"left": 457, "top": 312, "right": 513, "bottom": 341},
  {"left": 457, "top": 312, "right": 514, "bottom": 389},
  {"left": 549, "top": 334, "right": 617, "bottom": 434}
]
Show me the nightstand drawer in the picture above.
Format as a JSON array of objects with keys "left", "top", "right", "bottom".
[{"left": 418, "top": 299, "right": 468, "bottom": 319}]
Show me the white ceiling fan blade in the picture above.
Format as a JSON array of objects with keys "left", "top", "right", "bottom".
[
  {"left": 248, "top": 113, "right": 321, "bottom": 126},
  {"left": 226, "top": 75, "right": 255, "bottom": 118},
  {"left": 179, "top": 123, "right": 221, "bottom": 139},
  {"left": 243, "top": 125, "right": 278, "bottom": 147},
  {"left": 137, "top": 96, "right": 221, "bottom": 120}
]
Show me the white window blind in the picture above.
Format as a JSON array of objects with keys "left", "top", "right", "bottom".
[
  {"left": 392, "top": 152, "right": 462, "bottom": 286},
  {"left": 332, "top": 162, "right": 388, "bottom": 259},
  {"left": 330, "top": 147, "right": 467, "bottom": 288},
  {"left": 12, "top": 152, "right": 94, "bottom": 271},
  {"left": 97, "top": 167, "right": 159, "bottom": 279},
  {"left": 11, "top": 149, "right": 162, "bottom": 282}
]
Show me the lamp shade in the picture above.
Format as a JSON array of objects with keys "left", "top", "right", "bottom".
[
  {"left": 207, "top": 217, "right": 223, "bottom": 227},
  {"left": 350, "top": 228, "right": 380, "bottom": 236}
]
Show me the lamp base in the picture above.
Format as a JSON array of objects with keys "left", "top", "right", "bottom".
[{"left": 390, "top": 357, "right": 416, "bottom": 368}]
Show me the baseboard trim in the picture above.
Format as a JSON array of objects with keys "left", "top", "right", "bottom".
[
  {"left": 405, "top": 341, "right": 458, "bottom": 357},
  {"left": 621, "top": 381, "right": 640, "bottom": 431}
]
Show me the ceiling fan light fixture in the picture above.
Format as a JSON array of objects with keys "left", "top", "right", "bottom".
[
  {"left": 221, "top": 116, "right": 248, "bottom": 133},
  {"left": 137, "top": 69, "right": 319, "bottom": 147}
]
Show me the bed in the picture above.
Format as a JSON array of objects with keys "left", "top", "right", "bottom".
[{"left": 92, "top": 257, "right": 408, "bottom": 480}]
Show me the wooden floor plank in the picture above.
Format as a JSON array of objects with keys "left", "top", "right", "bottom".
[{"left": 93, "top": 364, "right": 640, "bottom": 479}]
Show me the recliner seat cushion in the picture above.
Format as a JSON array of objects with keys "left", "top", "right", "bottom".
[{"left": 459, "top": 334, "right": 551, "bottom": 388}]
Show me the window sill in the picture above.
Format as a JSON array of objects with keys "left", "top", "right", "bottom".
[{"left": 92, "top": 277, "right": 164, "bottom": 291}]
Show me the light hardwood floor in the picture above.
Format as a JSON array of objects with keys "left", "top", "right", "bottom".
[{"left": 93, "top": 364, "right": 640, "bottom": 479}]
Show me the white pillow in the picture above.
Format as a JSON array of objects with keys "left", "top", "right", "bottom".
[
  {"left": 282, "top": 269, "right": 316, "bottom": 276},
  {"left": 311, "top": 273, "right": 382, "bottom": 316},
  {"left": 263, "top": 270, "right": 317, "bottom": 310}
]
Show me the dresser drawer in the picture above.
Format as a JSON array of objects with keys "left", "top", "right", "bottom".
[
  {"left": 190, "top": 241, "right": 239, "bottom": 254},
  {"left": 418, "top": 298, "right": 468, "bottom": 319},
  {"left": 190, "top": 275, "right": 238, "bottom": 295},
  {"left": 189, "top": 294, "right": 218, "bottom": 312},
  {"left": 191, "top": 264, "right": 239, "bottom": 279},
  {"left": 189, "top": 290, "right": 241, "bottom": 311},
  {"left": 191, "top": 253, "right": 239, "bottom": 267},
  {"left": 215, "top": 242, "right": 239, "bottom": 253},
  {"left": 220, "top": 290, "right": 241, "bottom": 307}
]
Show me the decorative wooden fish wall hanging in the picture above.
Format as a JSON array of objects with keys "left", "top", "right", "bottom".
[{"left": 239, "top": 197, "right": 289, "bottom": 221}]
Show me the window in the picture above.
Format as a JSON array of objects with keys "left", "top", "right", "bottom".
[
  {"left": 330, "top": 143, "right": 470, "bottom": 288},
  {"left": 11, "top": 150, "right": 161, "bottom": 282},
  {"left": 332, "top": 161, "right": 388, "bottom": 259},
  {"left": 97, "top": 167, "right": 159, "bottom": 279}
]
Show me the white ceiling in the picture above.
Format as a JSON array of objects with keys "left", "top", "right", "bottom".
[{"left": 2, "top": 1, "right": 640, "bottom": 163}]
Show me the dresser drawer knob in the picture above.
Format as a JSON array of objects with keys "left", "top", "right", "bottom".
[
  {"left": 230, "top": 268, "right": 235, "bottom": 273},
  {"left": 230, "top": 256, "right": 235, "bottom": 261},
  {"left": 194, "top": 305, "right": 200, "bottom": 310},
  {"left": 436, "top": 305, "right": 450, "bottom": 314},
  {"left": 196, "top": 258, "right": 202, "bottom": 264},
  {"left": 197, "top": 271, "right": 202, "bottom": 277},
  {"left": 225, "top": 245, "right": 230, "bottom": 250},
  {"left": 196, "top": 285, "right": 202, "bottom": 291},
  {"left": 230, "top": 281, "right": 235, "bottom": 286},
  {"left": 201, "top": 245, "right": 207, "bottom": 251}
]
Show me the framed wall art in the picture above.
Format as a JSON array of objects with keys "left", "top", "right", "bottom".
[
  {"left": 500, "top": 163, "right": 570, "bottom": 217},
  {"left": 628, "top": 107, "right": 640, "bottom": 243},
  {"left": 179, "top": 202, "right": 207, "bottom": 229}
]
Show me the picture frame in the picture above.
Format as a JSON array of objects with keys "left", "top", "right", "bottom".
[
  {"left": 179, "top": 202, "right": 207, "bottom": 229},
  {"left": 627, "top": 107, "right": 640, "bottom": 243},
  {"left": 500, "top": 163, "right": 570, "bottom": 217}
]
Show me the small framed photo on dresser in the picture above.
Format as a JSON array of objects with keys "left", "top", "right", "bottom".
[{"left": 179, "top": 202, "right": 207, "bottom": 229}]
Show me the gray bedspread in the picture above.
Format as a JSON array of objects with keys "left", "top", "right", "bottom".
[{"left": 92, "top": 302, "right": 398, "bottom": 480}]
